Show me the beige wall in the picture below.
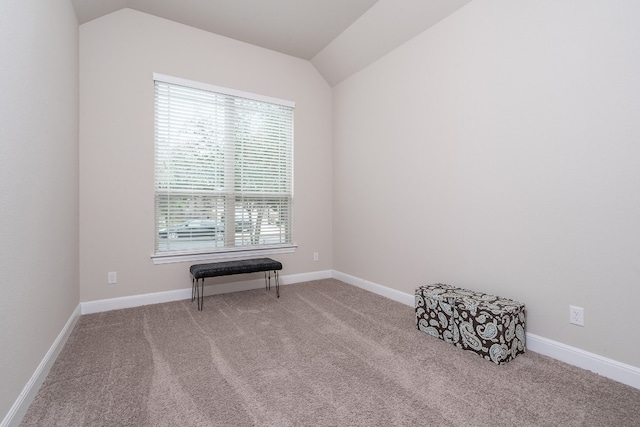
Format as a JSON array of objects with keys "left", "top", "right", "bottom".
[
  {"left": 4, "top": 2, "right": 638, "bottom": 420},
  {"left": 333, "top": 0, "right": 640, "bottom": 367},
  {"left": 0, "top": 0, "right": 79, "bottom": 418},
  {"left": 79, "top": 9, "right": 333, "bottom": 302}
]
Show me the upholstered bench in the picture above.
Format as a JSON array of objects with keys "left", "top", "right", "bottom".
[
  {"left": 190, "top": 258, "right": 282, "bottom": 310},
  {"left": 415, "top": 283, "right": 526, "bottom": 364}
]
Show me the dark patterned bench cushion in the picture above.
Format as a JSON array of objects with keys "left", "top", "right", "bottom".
[
  {"left": 416, "top": 283, "right": 526, "bottom": 365},
  {"left": 190, "top": 258, "right": 282, "bottom": 280}
]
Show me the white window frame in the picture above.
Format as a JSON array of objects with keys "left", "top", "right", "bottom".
[{"left": 151, "top": 73, "right": 296, "bottom": 265}]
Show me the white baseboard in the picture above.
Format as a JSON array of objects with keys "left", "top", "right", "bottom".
[
  {"left": 1, "top": 305, "right": 81, "bottom": 427},
  {"left": 331, "top": 270, "right": 640, "bottom": 391},
  {"left": 525, "top": 333, "right": 640, "bottom": 390},
  {"left": 81, "top": 270, "right": 333, "bottom": 315},
  {"left": 281, "top": 269, "right": 333, "bottom": 284},
  {"left": 332, "top": 270, "right": 415, "bottom": 306},
  {"left": 81, "top": 288, "right": 192, "bottom": 314}
]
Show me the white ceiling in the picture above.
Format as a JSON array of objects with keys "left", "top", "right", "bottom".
[{"left": 71, "top": 0, "right": 473, "bottom": 85}]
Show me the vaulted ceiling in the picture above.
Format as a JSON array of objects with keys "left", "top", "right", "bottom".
[{"left": 71, "top": 0, "right": 473, "bottom": 85}]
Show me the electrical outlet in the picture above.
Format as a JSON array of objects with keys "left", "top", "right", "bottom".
[
  {"left": 313, "top": 252, "right": 319, "bottom": 262},
  {"left": 569, "top": 305, "right": 584, "bottom": 326},
  {"left": 108, "top": 271, "right": 117, "bottom": 284}
]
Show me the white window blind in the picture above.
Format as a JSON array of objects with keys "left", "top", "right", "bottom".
[{"left": 154, "top": 75, "right": 294, "bottom": 258}]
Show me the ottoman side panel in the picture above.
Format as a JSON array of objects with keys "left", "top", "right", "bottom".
[{"left": 416, "top": 284, "right": 456, "bottom": 342}]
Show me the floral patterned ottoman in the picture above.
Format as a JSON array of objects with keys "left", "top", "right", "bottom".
[{"left": 415, "top": 284, "right": 526, "bottom": 364}]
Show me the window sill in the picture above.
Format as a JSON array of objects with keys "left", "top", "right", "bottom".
[{"left": 151, "top": 244, "right": 297, "bottom": 265}]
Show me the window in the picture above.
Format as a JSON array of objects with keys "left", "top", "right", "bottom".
[{"left": 152, "top": 74, "right": 295, "bottom": 263}]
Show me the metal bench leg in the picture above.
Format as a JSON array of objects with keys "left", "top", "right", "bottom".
[
  {"left": 263, "top": 271, "right": 279, "bottom": 298},
  {"left": 195, "top": 278, "right": 199, "bottom": 309},
  {"left": 192, "top": 276, "right": 196, "bottom": 302},
  {"left": 199, "top": 278, "right": 205, "bottom": 311}
]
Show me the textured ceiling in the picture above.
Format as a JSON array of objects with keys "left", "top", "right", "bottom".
[{"left": 71, "top": 0, "right": 474, "bottom": 85}]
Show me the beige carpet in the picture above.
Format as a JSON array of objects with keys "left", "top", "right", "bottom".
[{"left": 21, "top": 279, "right": 640, "bottom": 426}]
